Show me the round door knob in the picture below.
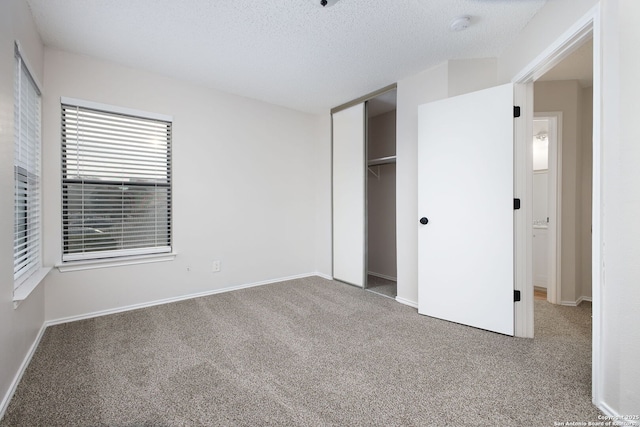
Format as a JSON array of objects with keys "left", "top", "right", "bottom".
[{"left": 420, "top": 217, "right": 429, "bottom": 225}]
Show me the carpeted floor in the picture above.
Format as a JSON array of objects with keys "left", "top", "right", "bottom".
[{"left": 1, "top": 276, "right": 599, "bottom": 426}]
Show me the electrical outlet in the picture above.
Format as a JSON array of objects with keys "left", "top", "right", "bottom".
[{"left": 212, "top": 260, "right": 221, "bottom": 272}]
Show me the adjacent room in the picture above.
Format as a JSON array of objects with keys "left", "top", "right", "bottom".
[{"left": 1, "top": 0, "right": 639, "bottom": 425}]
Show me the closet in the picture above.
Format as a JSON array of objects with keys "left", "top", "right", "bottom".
[
  {"left": 366, "top": 92, "right": 397, "bottom": 297},
  {"left": 332, "top": 86, "right": 397, "bottom": 297}
]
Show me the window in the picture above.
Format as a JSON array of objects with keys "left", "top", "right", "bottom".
[
  {"left": 14, "top": 44, "right": 42, "bottom": 290},
  {"left": 61, "top": 98, "right": 172, "bottom": 262}
]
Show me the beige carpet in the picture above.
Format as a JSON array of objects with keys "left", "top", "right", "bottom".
[{"left": 1, "top": 276, "right": 600, "bottom": 426}]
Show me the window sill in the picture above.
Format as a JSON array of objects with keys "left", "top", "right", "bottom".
[
  {"left": 56, "top": 252, "right": 178, "bottom": 273},
  {"left": 14, "top": 266, "right": 52, "bottom": 308}
]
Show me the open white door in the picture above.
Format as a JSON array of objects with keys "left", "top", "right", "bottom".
[
  {"left": 417, "top": 83, "right": 515, "bottom": 336},
  {"left": 332, "top": 103, "right": 366, "bottom": 287}
]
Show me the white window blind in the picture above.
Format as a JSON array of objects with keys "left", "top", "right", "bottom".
[
  {"left": 14, "top": 44, "right": 42, "bottom": 288},
  {"left": 61, "top": 100, "right": 172, "bottom": 262}
]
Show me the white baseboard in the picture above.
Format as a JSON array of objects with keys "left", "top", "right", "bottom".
[
  {"left": 368, "top": 272, "right": 397, "bottom": 282},
  {"left": 597, "top": 400, "right": 640, "bottom": 426},
  {"left": 46, "top": 272, "right": 326, "bottom": 327},
  {"left": 395, "top": 296, "right": 418, "bottom": 309},
  {"left": 561, "top": 295, "right": 593, "bottom": 307},
  {"left": 0, "top": 323, "right": 47, "bottom": 421},
  {"left": 315, "top": 272, "right": 333, "bottom": 281}
]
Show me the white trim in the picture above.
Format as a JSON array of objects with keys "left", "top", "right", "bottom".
[
  {"left": 514, "top": 82, "right": 533, "bottom": 338},
  {"left": 590, "top": 4, "right": 603, "bottom": 408},
  {"left": 597, "top": 402, "right": 640, "bottom": 427},
  {"left": 62, "top": 246, "right": 172, "bottom": 263},
  {"left": 395, "top": 296, "right": 418, "bottom": 309},
  {"left": 45, "top": 273, "right": 324, "bottom": 326},
  {"left": 56, "top": 252, "right": 177, "bottom": 273},
  {"left": 13, "top": 267, "right": 52, "bottom": 308},
  {"left": 60, "top": 96, "right": 173, "bottom": 122},
  {"left": 367, "top": 271, "right": 397, "bottom": 282},
  {"left": 0, "top": 324, "right": 47, "bottom": 421},
  {"left": 315, "top": 272, "right": 334, "bottom": 281},
  {"left": 512, "top": 2, "right": 603, "bottom": 410},
  {"left": 511, "top": 9, "right": 595, "bottom": 85},
  {"left": 14, "top": 41, "right": 42, "bottom": 95}
]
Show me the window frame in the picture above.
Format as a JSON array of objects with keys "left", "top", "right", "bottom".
[
  {"left": 59, "top": 97, "right": 174, "bottom": 268},
  {"left": 13, "top": 42, "right": 43, "bottom": 296}
]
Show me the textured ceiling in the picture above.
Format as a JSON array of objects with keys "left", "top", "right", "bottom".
[{"left": 26, "top": 0, "right": 547, "bottom": 113}]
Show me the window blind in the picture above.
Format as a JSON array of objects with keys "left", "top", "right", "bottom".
[
  {"left": 61, "top": 101, "right": 172, "bottom": 262},
  {"left": 14, "top": 45, "right": 42, "bottom": 288}
]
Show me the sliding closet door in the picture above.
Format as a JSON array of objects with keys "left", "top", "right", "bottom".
[{"left": 332, "top": 103, "right": 366, "bottom": 287}]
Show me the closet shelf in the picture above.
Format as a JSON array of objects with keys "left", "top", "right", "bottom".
[{"left": 368, "top": 155, "right": 396, "bottom": 166}]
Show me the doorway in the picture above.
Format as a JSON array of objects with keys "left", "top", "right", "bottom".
[
  {"left": 532, "top": 37, "right": 594, "bottom": 311},
  {"left": 512, "top": 5, "right": 602, "bottom": 401}
]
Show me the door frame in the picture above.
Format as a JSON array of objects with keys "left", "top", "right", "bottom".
[
  {"left": 512, "top": 4, "right": 602, "bottom": 404},
  {"left": 534, "top": 112, "right": 562, "bottom": 305}
]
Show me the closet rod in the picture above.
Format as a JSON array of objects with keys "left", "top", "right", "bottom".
[{"left": 368, "top": 155, "right": 396, "bottom": 166}]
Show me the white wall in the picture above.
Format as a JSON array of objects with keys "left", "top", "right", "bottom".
[
  {"left": 600, "top": 0, "right": 640, "bottom": 416},
  {"left": 41, "top": 49, "right": 324, "bottom": 321},
  {"left": 0, "top": 0, "right": 46, "bottom": 416},
  {"left": 396, "top": 62, "right": 448, "bottom": 306},
  {"left": 313, "top": 113, "right": 332, "bottom": 277},
  {"left": 448, "top": 58, "right": 498, "bottom": 98}
]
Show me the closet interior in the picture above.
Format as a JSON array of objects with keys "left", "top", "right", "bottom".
[{"left": 365, "top": 90, "right": 397, "bottom": 298}]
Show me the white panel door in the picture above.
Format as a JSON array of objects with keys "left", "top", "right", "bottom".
[
  {"left": 418, "top": 84, "right": 514, "bottom": 336},
  {"left": 333, "top": 103, "right": 365, "bottom": 287}
]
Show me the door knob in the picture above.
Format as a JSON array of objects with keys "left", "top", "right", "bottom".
[{"left": 420, "top": 217, "right": 429, "bottom": 225}]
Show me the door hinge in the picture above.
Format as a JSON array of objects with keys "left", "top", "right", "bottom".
[
  {"left": 514, "top": 106, "right": 521, "bottom": 118},
  {"left": 514, "top": 290, "right": 521, "bottom": 302},
  {"left": 514, "top": 198, "right": 521, "bottom": 210}
]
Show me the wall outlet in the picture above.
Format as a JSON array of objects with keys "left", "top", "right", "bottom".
[{"left": 212, "top": 260, "right": 221, "bottom": 272}]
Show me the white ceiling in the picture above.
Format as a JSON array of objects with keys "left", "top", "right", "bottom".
[{"left": 26, "top": 0, "right": 547, "bottom": 113}]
